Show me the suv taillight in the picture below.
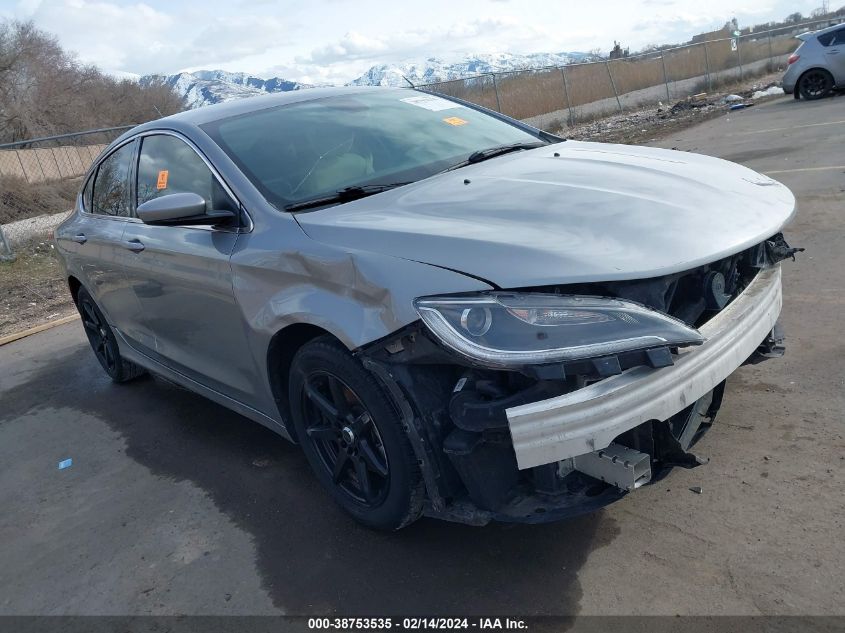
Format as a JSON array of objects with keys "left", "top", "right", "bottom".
[{"left": 788, "top": 54, "right": 800, "bottom": 65}]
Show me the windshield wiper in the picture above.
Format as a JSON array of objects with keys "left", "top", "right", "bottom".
[
  {"left": 441, "top": 141, "right": 546, "bottom": 173},
  {"left": 284, "top": 182, "right": 412, "bottom": 212}
]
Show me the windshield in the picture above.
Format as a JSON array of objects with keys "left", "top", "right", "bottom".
[{"left": 201, "top": 90, "right": 545, "bottom": 210}]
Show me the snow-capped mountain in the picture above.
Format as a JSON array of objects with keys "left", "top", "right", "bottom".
[
  {"left": 349, "top": 52, "right": 594, "bottom": 87},
  {"left": 140, "top": 70, "right": 314, "bottom": 109},
  {"left": 145, "top": 52, "right": 595, "bottom": 108}
]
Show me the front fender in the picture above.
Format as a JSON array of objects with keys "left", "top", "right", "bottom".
[{"left": 234, "top": 243, "right": 492, "bottom": 351}]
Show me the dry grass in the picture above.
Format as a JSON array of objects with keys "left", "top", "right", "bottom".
[
  {"left": 428, "top": 30, "right": 802, "bottom": 122},
  {"left": 496, "top": 68, "right": 568, "bottom": 120}
]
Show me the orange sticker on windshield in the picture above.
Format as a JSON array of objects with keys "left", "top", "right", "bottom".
[
  {"left": 156, "top": 170, "right": 169, "bottom": 190},
  {"left": 443, "top": 116, "right": 468, "bottom": 126}
]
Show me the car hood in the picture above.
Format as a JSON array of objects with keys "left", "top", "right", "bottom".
[{"left": 294, "top": 141, "right": 796, "bottom": 288}]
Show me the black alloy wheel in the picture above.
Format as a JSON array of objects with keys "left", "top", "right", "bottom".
[
  {"left": 301, "top": 371, "right": 390, "bottom": 506},
  {"left": 288, "top": 337, "right": 424, "bottom": 530},
  {"left": 798, "top": 69, "right": 834, "bottom": 100},
  {"left": 76, "top": 286, "right": 145, "bottom": 383}
]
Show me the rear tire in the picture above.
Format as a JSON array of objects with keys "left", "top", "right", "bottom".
[
  {"left": 798, "top": 69, "right": 834, "bottom": 100},
  {"left": 288, "top": 336, "right": 424, "bottom": 530},
  {"left": 76, "top": 287, "right": 145, "bottom": 383}
]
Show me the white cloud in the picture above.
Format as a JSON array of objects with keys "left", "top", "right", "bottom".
[
  {"left": 308, "top": 31, "right": 390, "bottom": 63},
  {"left": 5, "top": 0, "right": 825, "bottom": 82}
]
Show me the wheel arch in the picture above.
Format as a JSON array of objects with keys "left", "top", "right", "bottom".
[
  {"left": 67, "top": 275, "right": 82, "bottom": 305},
  {"left": 266, "top": 322, "right": 345, "bottom": 441}
]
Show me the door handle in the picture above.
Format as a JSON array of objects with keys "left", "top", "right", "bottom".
[
  {"left": 123, "top": 239, "right": 145, "bottom": 253},
  {"left": 70, "top": 234, "right": 87, "bottom": 244}
]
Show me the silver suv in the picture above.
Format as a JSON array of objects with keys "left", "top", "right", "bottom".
[
  {"left": 783, "top": 22, "right": 845, "bottom": 99},
  {"left": 55, "top": 87, "right": 799, "bottom": 530}
]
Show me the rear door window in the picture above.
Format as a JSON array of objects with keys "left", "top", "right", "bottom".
[
  {"left": 136, "top": 134, "right": 236, "bottom": 212},
  {"left": 91, "top": 142, "right": 135, "bottom": 217},
  {"left": 817, "top": 29, "right": 845, "bottom": 46}
]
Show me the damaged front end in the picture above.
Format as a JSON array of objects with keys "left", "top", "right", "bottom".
[{"left": 358, "top": 234, "right": 801, "bottom": 525}]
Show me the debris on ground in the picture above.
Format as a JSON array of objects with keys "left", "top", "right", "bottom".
[
  {"left": 560, "top": 72, "right": 787, "bottom": 145},
  {"left": 58, "top": 458, "right": 73, "bottom": 470},
  {"left": 689, "top": 486, "right": 703, "bottom": 494},
  {"left": 752, "top": 85, "right": 785, "bottom": 99}
]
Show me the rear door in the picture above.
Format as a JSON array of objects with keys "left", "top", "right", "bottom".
[
  {"left": 57, "top": 140, "right": 143, "bottom": 334},
  {"left": 824, "top": 28, "right": 845, "bottom": 83},
  {"left": 119, "top": 132, "right": 260, "bottom": 404}
]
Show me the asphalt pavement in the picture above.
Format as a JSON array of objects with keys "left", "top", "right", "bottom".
[{"left": 1, "top": 94, "right": 843, "bottom": 616}]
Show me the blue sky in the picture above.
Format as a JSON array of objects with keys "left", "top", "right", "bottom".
[{"left": 0, "top": 0, "right": 826, "bottom": 83}]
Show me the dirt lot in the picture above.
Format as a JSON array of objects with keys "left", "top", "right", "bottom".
[
  {"left": 0, "top": 95, "right": 843, "bottom": 620},
  {"left": 0, "top": 239, "right": 76, "bottom": 338}
]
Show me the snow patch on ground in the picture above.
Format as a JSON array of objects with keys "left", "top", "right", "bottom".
[{"left": 1, "top": 211, "right": 70, "bottom": 248}]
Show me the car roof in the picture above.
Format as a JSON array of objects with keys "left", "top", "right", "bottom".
[
  {"left": 800, "top": 21, "right": 845, "bottom": 38},
  {"left": 139, "top": 85, "right": 414, "bottom": 130}
]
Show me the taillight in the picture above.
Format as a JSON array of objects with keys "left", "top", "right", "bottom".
[{"left": 788, "top": 54, "right": 800, "bottom": 65}]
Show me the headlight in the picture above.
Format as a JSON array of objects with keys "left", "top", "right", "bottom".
[{"left": 414, "top": 293, "right": 703, "bottom": 367}]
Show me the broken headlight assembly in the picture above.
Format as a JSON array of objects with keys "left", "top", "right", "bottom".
[{"left": 414, "top": 293, "right": 704, "bottom": 368}]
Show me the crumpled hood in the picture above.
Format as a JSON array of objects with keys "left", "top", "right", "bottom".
[{"left": 295, "top": 141, "right": 796, "bottom": 288}]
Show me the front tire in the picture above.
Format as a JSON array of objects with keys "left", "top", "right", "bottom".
[
  {"left": 798, "top": 69, "right": 834, "bottom": 100},
  {"left": 288, "top": 337, "right": 424, "bottom": 530},
  {"left": 76, "top": 287, "right": 145, "bottom": 383}
]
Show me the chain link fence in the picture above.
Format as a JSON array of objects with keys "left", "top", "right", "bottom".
[
  {"left": 0, "top": 125, "right": 132, "bottom": 222},
  {"left": 419, "top": 18, "right": 841, "bottom": 130},
  {"left": 0, "top": 126, "right": 133, "bottom": 259}
]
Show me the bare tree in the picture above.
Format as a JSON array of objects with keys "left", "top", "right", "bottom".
[{"left": 0, "top": 19, "right": 184, "bottom": 144}]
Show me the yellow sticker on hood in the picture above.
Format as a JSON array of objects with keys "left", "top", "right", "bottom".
[{"left": 443, "top": 116, "right": 468, "bottom": 126}]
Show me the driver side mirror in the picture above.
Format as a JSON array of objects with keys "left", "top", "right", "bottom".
[{"left": 136, "top": 192, "right": 236, "bottom": 226}]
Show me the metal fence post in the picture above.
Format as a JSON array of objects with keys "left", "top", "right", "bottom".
[
  {"left": 16, "top": 151, "right": 30, "bottom": 184},
  {"left": 490, "top": 73, "right": 502, "bottom": 113},
  {"left": 33, "top": 150, "right": 48, "bottom": 183},
  {"left": 702, "top": 42, "right": 712, "bottom": 92},
  {"left": 660, "top": 54, "right": 671, "bottom": 101},
  {"left": 605, "top": 61, "right": 623, "bottom": 113},
  {"left": 560, "top": 66, "right": 575, "bottom": 126},
  {"left": 767, "top": 30, "right": 774, "bottom": 71},
  {"left": 0, "top": 226, "right": 14, "bottom": 262}
]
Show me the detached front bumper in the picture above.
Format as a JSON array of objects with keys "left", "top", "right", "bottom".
[{"left": 506, "top": 265, "right": 783, "bottom": 470}]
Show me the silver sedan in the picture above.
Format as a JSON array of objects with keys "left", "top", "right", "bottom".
[{"left": 55, "top": 87, "right": 799, "bottom": 529}]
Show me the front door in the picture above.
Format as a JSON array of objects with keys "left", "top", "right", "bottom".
[{"left": 119, "top": 133, "right": 260, "bottom": 404}]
